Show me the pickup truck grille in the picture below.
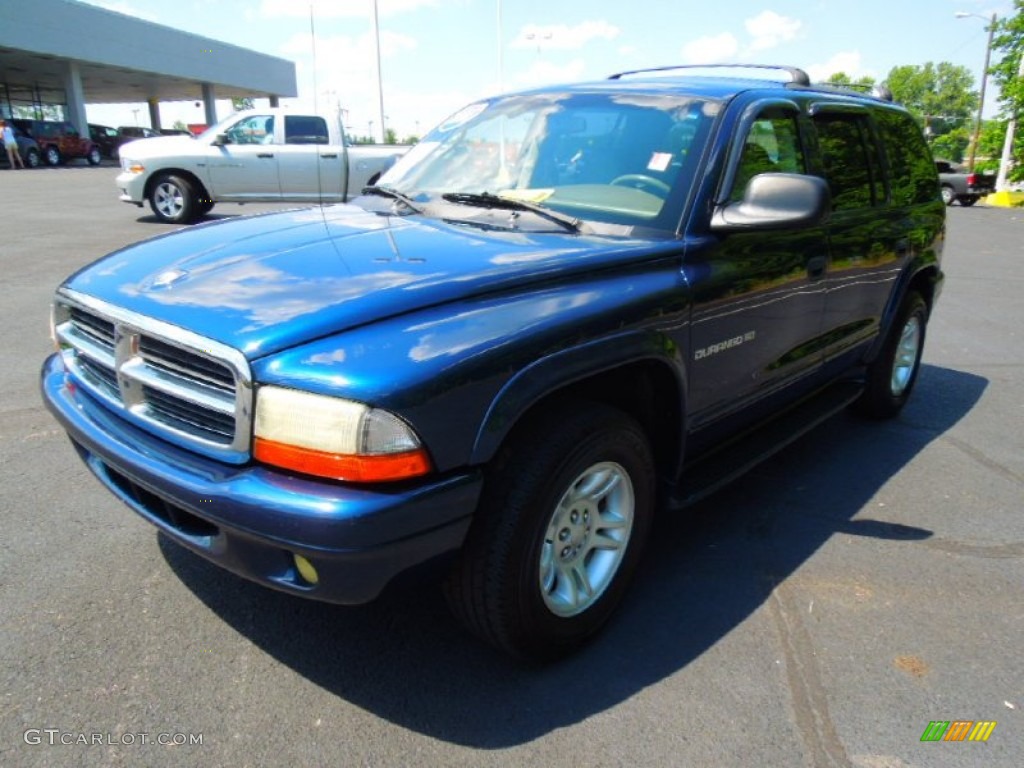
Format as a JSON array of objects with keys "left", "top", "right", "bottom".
[{"left": 53, "top": 291, "right": 253, "bottom": 463}]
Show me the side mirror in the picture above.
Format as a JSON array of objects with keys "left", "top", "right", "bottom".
[
  {"left": 211, "top": 133, "right": 229, "bottom": 147},
  {"left": 711, "top": 173, "right": 831, "bottom": 231}
]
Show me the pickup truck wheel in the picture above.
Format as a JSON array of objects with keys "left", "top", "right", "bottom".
[
  {"left": 445, "top": 401, "right": 654, "bottom": 660},
  {"left": 87, "top": 147, "right": 102, "bottom": 166},
  {"left": 150, "top": 174, "right": 198, "bottom": 224},
  {"left": 940, "top": 185, "right": 955, "bottom": 206},
  {"left": 959, "top": 196, "right": 978, "bottom": 207},
  {"left": 44, "top": 146, "right": 61, "bottom": 166},
  {"left": 24, "top": 148, "right": 40, "bottom": 168},
  {"left": 856, "top": 292, "right": 927, "bottom": 419}
]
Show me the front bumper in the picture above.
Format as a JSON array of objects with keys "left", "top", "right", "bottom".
[
  {"left": 115, "top": 170, "right": 146, "bottom": 204},
  {"left": 41, "top": 354, "right": 480, "bottom": 604}
]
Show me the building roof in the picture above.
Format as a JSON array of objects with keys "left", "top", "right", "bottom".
[{"left": 0, "top": 0, "right": 296, "bottom": 104}]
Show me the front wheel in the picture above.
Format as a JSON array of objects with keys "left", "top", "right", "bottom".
[
  {"left": 856, "top": 292, "right": 928, "bottom": 419},
  {"left": 149, "top": 174, "right": 199, "bottom": 224},
  {"left": 44, "top": 146, "right": 61, "bottom": 166},
  {"left": 24, "top": 148, "right": 40, "bottom": 168},
  {"left": 940, "top": 185, "right": 955, "bottom": 206},
  {"left": 87, "top": 147, "right": 102, "bottom": 166},
  {"left": 445, "top": 401, "right": 655, "bottom": 660}
]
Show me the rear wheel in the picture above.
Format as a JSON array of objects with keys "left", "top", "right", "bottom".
[
  {"left": 44, "top": 146, "right": 61, "bottom": 166},
  {"left": 856, "top": 292, "right": 928, "bottom": 419},
  {"left": 149, "top": 173, "right": 198, "bottom": 224},
  {"left": 445, "top": 401, "right": 655, "bottom": 660},
  {"left": 940, "top": 185, "right": 955, "bottom": 206},
  {"left": 87, "top": 147, "right": 102, "bottom": 166},
  {"left": 959, "top": 196, "right": 978, "bottom": 207}
]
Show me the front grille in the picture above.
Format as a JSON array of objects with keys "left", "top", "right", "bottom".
[{"left": 54, "top": 291, "right": 253, "bottom": 463}]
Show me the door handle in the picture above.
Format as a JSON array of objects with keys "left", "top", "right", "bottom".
[
  {"left": 807, "top": 255, "right": 827, "bottom": 280},
  {"left": 320, "top": 153, "right": 338, "bottom": 159},
  {"left": 257, "top": 153, "right": 274, "bottom": 158}
]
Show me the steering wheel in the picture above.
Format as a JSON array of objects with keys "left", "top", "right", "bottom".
[{"left": 610, "top": 174, "right": 671, "bottom": 196}]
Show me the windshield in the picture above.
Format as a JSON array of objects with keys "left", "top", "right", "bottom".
[{"left": 377, "top": 90, "right": 719, "bottom": 233}]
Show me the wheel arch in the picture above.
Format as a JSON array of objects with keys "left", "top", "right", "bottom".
[
  {"left": 470, "top": 338, "right": 688, "bottom": 487},
  {"left": 143, "top": 168, "right": 210, "bottom": 204}
]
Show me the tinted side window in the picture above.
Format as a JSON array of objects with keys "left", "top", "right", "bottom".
[
  {"left": 285, "top": 115, "right": 329, "bottom": 145},
  {"left": 875, "top": 110, "right": 939, "bottom": 206},
  {"left": 812, "top": 113, "right": 884, "bottom": 211},
  {"left": 729, "top": 108, "right": 805, "bottom": 201}
]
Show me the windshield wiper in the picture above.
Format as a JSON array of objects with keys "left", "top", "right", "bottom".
[
  {"left": 361, "top": 185, "right": 424, "bottom": 214},
  {"left": 441, "top": 191, "right": 580, "bottom": 233}
]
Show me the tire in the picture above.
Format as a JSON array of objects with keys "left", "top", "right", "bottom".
[
  {"left": 959, "top": 196, "right": 977, "bottom": 207},
  {"left": 445, "top": 401, "right": 655, "bottom": 660},
  {"left": 24, "top": 148, "right": 40, "bottom": 168},
  {"left": 856, "top": 292, "right": 928, "bottom": 419},
  {"left": 44, "top": 146, "right": 61, "bottom": 166},
  {"left": 198, "top": 198, "right": 215, "bottom": 215},
  {"left": 87, "top": 147, "right": 102, "bottom": 166},
  {"left": 149, "top": 173, "right": 198, "bottom": 224}
]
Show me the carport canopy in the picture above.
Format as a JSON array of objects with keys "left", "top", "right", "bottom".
[{"left": 0, "top": 0, "right": 296, "bottom": 134}]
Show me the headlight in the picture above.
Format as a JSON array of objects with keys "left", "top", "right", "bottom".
[
  {"left": 253, "top": 386, "right": 431, "bottom": 482},
  {"left": 121, "top": 157, "right": 144, "bottom": 173}
]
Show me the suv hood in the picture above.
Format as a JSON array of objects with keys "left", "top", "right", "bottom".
[{"left": 63, "top": 204, "right": 676, "bottom": 359}]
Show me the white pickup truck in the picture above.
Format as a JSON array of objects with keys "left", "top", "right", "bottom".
[{"left": 116, "top": 110, "right": 407, "bottom": 223}]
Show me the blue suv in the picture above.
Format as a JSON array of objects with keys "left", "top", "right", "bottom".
[{"left": 42, "top": 65, "right": 944, "bottom": 659}]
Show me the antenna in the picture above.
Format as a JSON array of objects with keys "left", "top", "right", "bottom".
[{"left": 310, "top": 4, "right": 327, "bottom": 222}]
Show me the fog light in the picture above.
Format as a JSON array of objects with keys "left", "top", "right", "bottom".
[{"left": 293, "top": 554, "right": 319, "bottom": 585}]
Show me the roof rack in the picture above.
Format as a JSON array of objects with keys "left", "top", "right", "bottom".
[
  {"left": 608, "top": 64, "right": 811, "bottom": 86},
  {"left": 807, "top": 81, "right": 895, "bottom": 103}
]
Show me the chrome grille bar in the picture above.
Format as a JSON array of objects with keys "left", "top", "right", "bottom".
[{"left": 53, "top": 289, "right": 253, "bottom": 464}]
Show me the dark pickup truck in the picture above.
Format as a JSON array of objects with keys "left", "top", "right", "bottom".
[
  {"left": 42, "top": 65, "right": 944, "bottom": 659},
  {"left": 936, "top": 158, "right": 995, "bottom": 206}
]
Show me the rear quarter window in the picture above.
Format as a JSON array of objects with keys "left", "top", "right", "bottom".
[{"left": 875, "top": 110, "right": 939, "bottom": 206}]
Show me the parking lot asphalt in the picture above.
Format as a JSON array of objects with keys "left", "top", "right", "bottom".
[{"left": 1, "top": 166, "right": 1021, "bottom": 767}]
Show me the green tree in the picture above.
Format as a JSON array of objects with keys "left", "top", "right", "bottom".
[
  {"left": 931, "top": 126, "right": 971, "bottom": 163},
  {"left": 823, "top": 72, "right": 876, "bottom": 91},
  {"left": 885, "top": 62, "right": 976, "bottom": 138},
  {"left": 231, "top": 96, "right": 254, "bottom": 112},
  {"left": 991, "top": 1, "right": 1024, "bottom": 119},
  {"left": 384, "top": 127, "right": 398, "bottom": 144},
  {"left": 991, "top": 1, "right": 1024, "bottom": 181}
]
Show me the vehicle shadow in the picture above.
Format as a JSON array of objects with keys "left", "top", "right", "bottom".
[{"left": 160, "top": 363, "right": 986, "bottom": 748}]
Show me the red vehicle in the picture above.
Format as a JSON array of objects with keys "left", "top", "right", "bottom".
[{"left": 11, "top": 119, "right": 102, "bottom": 166}]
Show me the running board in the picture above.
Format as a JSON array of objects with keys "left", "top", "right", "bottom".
[{"left": 669, "top": 381, "right": 863, "bottom": 509}]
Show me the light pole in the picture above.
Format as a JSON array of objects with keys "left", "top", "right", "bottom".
[
  {"left": 373, "top": 0, "right": 386, "bottom": 144},
  {"left": 956, "top": 11, "right": 997, "bottom": 172}
]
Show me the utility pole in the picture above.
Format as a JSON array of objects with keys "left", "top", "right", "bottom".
[{"left": 960, "top": 12, "right": 997, "bottom": 172}]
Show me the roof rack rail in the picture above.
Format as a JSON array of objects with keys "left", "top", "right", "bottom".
[
  {"left": 608, "top": 64, "right": 811, "bottom": 86},
  {"left": 807, "top": 81, "right": 895, "bottom": 103}
]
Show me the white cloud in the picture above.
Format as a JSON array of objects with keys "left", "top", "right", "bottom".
[
  {"left": 510, "top": 21, "right": 619, "bottom": 51},
  {"left": 745, "top": 11, "right": 801, "bottom": 51},
  {"left": 260, "top": 0, "right": 438, "bottom": 20},
  {"left": 682, "top": 33, "right": 739, "bottom": 64},
  {"left": 806, "top": 51, "right": 871, "bottom": 83},
  {"left": 511, "top": 58, "right": 588, "bottom": 87}
]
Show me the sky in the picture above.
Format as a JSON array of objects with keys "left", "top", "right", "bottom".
[{"left": 80, "top": 0, "right": 1018, "bottom": 140}]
